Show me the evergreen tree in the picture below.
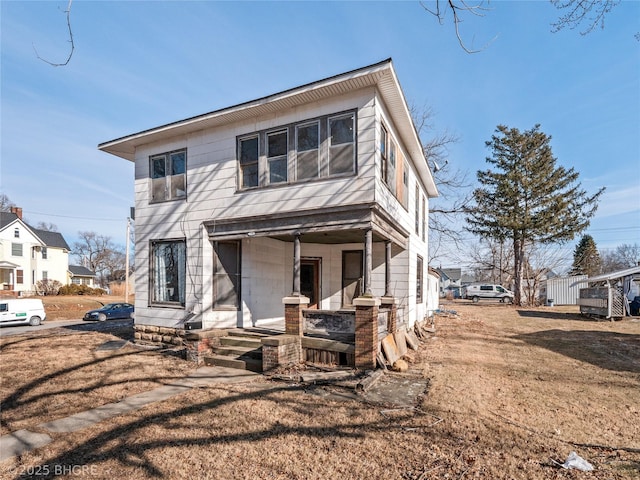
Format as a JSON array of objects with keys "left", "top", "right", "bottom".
[
  {"left": 570, "top": 234, "right": 602, "bottom": 276},
  {"left": 466, "top": 124, "right": 605, "bottom": 305}
]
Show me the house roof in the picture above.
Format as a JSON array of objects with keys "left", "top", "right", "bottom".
[
  {"left": 0, "top": 212, "right": 70, "bottom": 250},
  {"left": 33, "top": 229, "right": 70, "bottom": 250},
  {"left": 69, "top": 265, "right": 96, "bottom": 277},
  {"left": 99, "top": 58, "right": 438, "bottom": 197}
]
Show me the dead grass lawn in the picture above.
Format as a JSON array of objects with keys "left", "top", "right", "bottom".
[{"left": 1, "top": 302, "right": 639, "bottom": 479}]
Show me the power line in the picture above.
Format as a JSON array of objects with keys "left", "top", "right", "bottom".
[{"left": 25, "top": 210, "right": 124, "bottom": 222}]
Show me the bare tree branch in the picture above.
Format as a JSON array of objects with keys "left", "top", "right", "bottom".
[
  {"left": 33, "top": 0, "right": 75, "bottom": 67},
  {"left": 551, "top": 0, "right": 620, "bottom": 35},
  {"left": 420, "top": 0, "right": 496, "bottom": 53}
]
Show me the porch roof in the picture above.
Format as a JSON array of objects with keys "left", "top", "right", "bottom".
[{"left": 204, "top": 203, "right": 410, "bottom": 248}]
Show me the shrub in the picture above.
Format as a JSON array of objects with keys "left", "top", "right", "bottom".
[{"left": 57, "top": 284, "right": 105, "bottom": 296}]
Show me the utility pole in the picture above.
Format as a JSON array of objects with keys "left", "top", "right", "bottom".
[{"left": 125, "top": 216, "right": 131, "bottom": 304}]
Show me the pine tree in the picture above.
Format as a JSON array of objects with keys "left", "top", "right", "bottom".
[
  {"left": 570, "top": 235, "right": 602, "bottom": 276},
  {"left": 466, "top": 124, "right": 605, "bottom": 305}
]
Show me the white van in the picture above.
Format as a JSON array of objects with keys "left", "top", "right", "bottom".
[
  {"left": 464, "top": 284, "right": 514, "bottom": 304},
  {"left": 0, "top": 299, "right": 47, "bottom": 326}
]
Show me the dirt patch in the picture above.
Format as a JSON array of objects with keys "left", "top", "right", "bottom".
[{"left": 1, "top": 302, "right": 639, "bottom": 479}]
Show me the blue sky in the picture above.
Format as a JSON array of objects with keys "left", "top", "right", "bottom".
[{"left": 1, "top": 1, "right": 638, "bottom": 268}]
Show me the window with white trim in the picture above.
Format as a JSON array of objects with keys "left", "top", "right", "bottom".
[
  {"left": 416, "top": 255, "right": 424, "bottom": 303},
  {"left": 150, "top": 149, "right": 186, "bottom": 203},
  {"left": 151, "top": 239, "right": 186, "bottom": 306}
]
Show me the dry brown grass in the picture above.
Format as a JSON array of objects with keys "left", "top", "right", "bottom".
[
  {"left": 39, "top": 295, "right": 132, "bottom": 321},
  {"left": 1, "top": 302, "right": 639, "bottom": 479}
]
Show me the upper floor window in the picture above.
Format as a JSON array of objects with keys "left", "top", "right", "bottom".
[
  {"left": 267, "top": 130, "right": 288, "bottom": 184},
  {"left": 380, "top": 125, "right": 388, "bottom": 182},
  {"left": 239, "top": 135, "right": 259, "bottom": 188},
  {"left": 11, "top": 243, "right": 22, "bottom": 257},
  {"left": 150, "top": 149, "right": 186, "bottom": 203},
  {"left": 296, "top": 121, "right": 320, "bottom": 180},
  {"left": 42, "top": 247, "right": 48, "bottom": 259},
  {"left": 237, "top": 110, "right": 356, "bottom": 190},
  {"left": 14, "top": 228, "right": 19, "bottom": 238},
  {"left": 328, "top": 114, "right": 355, "bottom": 176}
]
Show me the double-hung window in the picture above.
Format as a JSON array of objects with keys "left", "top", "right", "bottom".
[
  {"left": 416, "top": 255, "right": 424, "bottom": 303},
  {"left": 380, "top": 125, "right": 388, "bottom": 182},
  {"left": 150, "top": 149, "right": 186, "bottom": 203},
  {"left": 239, "top": 136, "right": 259, "bottom": 188},
  {"left": 267, "top": 130, "right": 288, "bottom": 184},
  {"left": 11, "top": 243, "right": 22, "bottom": 257},
  {"left": 296, "top": 121, "right": 319, "bottom": 180},
  {"left": 151, "top": 239, "right": 186, "bottom": 306},
  {"left": 328, "top": 113, "right": 355, "bottom": 176}
]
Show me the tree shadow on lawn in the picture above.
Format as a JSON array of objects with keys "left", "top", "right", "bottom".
[
  {"left": 514, "top": 329, "right": 640, "bottom": 373},
  {"left": 11, "top": 383, "right": 401, "bottom": 480}
]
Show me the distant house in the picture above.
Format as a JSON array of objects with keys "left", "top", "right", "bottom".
[
  {"left": 437, "top": 267, "right": 462, "bottom": 297},
  {"left": 68, "top": 265, "right": 96, "bottom": 287},
  {"left": 0, "top": 207, "right": 70, "bottom": 296},
  {"left": 99, "top": 59, "right": 439, "bottom": 369}
]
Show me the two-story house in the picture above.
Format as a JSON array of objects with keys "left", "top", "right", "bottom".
[
  {"left": 99, "top": 59, "right": 438, "bottom": 368},
  {"left": 0, "top": 207, "right": 71, "bottom": 295}
]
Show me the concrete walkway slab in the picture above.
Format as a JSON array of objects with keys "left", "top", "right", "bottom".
[{"left": 0, "top": 430, "right": 52, "bottom": 461}]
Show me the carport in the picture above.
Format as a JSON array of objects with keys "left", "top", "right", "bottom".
[{"left": 576, "top": 266, "right": 640, "bottom": 319}]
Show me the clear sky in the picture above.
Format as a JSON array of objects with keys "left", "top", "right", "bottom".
[{"left": 1, "top": 1, "right": 638, "bottom": 269}]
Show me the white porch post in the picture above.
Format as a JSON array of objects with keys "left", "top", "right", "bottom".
[{"left": 364, "top": 228, "right": 372, "bottom": 296}]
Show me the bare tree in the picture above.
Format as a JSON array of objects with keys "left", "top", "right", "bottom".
[
  {"left": 551, "top": 0, "right": 621, "bottom": 35},
  {"left": 421, "top": 0, "right": 631, "bottom": 53},
  {"left": 0, "top": 193, "right": 16, "bottom": 212},
  {"left": 410, "top": 104, "right": 472, "bottom": 264},
  {"left": 35, "top": 222, "right": 59, "bottom": 232},
  {"left": 73, "top": 231, "right": 125, "bottom": 286},
  {"left": 601, "top": 243, "right": 640, "bottom": 271}
]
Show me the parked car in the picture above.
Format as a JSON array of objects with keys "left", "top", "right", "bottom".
[
  {"left": 630, "top": 296, "right": 640, "bottom": 316},
  {"left": 0, "top": 298, "right": 46, "bottom": 326},
  {"left": 84, "top": 303, "right": 134, "bottom": 321},
  {"left": 464, "top": 284, "right": 514, "bottom": 304}
]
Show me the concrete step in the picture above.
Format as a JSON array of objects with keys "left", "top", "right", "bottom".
[
  {"left": 204, "top": 354, "right": 263, "bottom": 373},
  {"left": 211, "top": 344, "right": 262, "bottom": 359},
  {"left": 220, "top": 336, "right": 263, "bottom": 348}
]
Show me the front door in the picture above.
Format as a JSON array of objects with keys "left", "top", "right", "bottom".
[{"left": 301, "top": 258, "right": 320, "bottom": 309}]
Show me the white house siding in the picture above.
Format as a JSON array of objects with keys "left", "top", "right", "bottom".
[{"left": 132, "top": 88, "right": 384, "bottom": 328}]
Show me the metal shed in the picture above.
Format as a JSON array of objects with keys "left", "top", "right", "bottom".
[
  {"left": 541, "top": 275, "right": 587, "bottom": 305},
  {"left": 576, "top": 266, "right": 640, "bottom": 320}
]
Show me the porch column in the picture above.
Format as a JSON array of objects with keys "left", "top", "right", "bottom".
[
  {"left": 384, "top": 240, "right": 391, "bottom": 297},
  {"left": 292, "top": 232, "right": 301, "bottom": 296},
  {"left": 283, "top": 232, "right": 308, "bottom": 337},
  {"left": 364, "top": 228, "right": 373, "bottom": 296}
]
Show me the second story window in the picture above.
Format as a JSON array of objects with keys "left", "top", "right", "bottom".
[
  {"left": 239, "top": 136, "right": 259, "bottom": 188},
  {"left": 11, "top": 243, "right": 22, "bottom": 257},
  {"left": 237, "top": 110, "right": 356, "bottom": 190},
  {"left": 328, "top": 113, "right": 355, "bottom": 176},
  {"left": 296, "top": 121, "right": 319, "bottom": 180},
  {"left": 267, "top": 130, "right": 288, "bottom": 184},
  {"left": 42, "top": 247, "right": 48, "bottom": 259},
  {"left": 150, "top": 149, "right": 186, "bottom": 203}
]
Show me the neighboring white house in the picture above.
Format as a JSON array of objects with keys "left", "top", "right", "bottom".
[
  {"left": 100, "top": 59, "right": 439, "bottom": 367},
  {"left": 0, "top": 207, "right": 71, "bottom": 295}
]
